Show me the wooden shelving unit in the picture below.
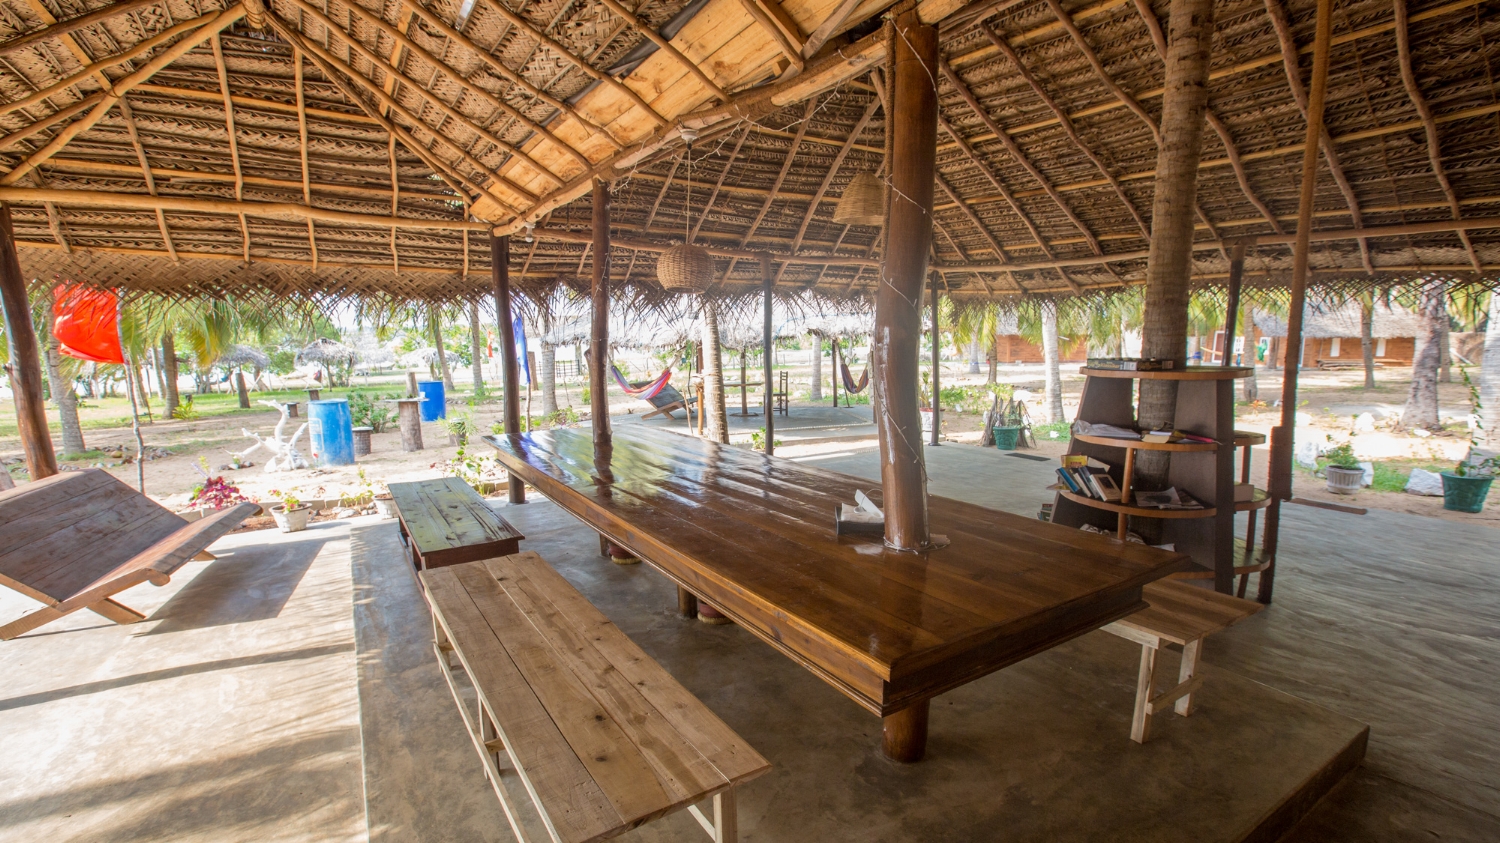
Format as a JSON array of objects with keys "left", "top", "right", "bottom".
[{"left": 1052, "top": 366, "right": 1251, "bottom": 594}]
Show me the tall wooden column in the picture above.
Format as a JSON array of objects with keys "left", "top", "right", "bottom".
[
  {"left": 1262, "top": 0, "right": 1334, "bottom": 604},
  {"left": 874, "top": 9, "right": 936, "bottom": 555},
  {"left": 590, "top": 179, "right": 612, "bottom": 443},
  {"left": 760, "top": 253, "right": 774, "bottom": 455},
  {"left": 491, "top": 233, "right": 524, "bottom": 503},
  {"left": 1220, "top": 243, "right": 1247, "bottom": 363},
  {"left": 0, "top": 203, "right": 57, "bottom": 481}
]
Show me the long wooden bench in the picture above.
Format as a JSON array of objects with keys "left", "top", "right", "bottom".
[
  {"left": 1103, "top": 579, "right": 1264, "bottom": 743},
  {"left": 0, "top": 470, "right": 258, "bottom": 640},
  {"left": 388, "top": 477, "right": 524, "bottom": 571},
  {"left": 423, "top": 553, "right": 770, "bottom": 843}
]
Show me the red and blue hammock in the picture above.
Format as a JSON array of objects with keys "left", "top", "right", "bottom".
[{"left": 611, "top": 365, "right": 673, "bottom": 400}]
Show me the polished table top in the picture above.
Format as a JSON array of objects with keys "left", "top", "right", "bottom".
[{"left": 485, "top": 427, "right": 1188, "bottom": 715}]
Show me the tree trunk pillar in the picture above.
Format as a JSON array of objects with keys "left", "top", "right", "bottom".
[
  {"left": 468, "top": 300, "right": 486, "bottom": 397},
  {"left": 702, "top": 299, "right": 728, "bottom": 443},
  {"left": 397, "top": 399, "right": 424, "bottom": 451},
  {"left": 1135, "top": 0, "right": 1217, "bottom": 492},
  {"left": 236, "top": 371, "right": 251, "bottom": 409},
  {"left": 590, "top": 179, "right": 612, "bottom": 444},
  {"left": 1221, "top": 243, "right": 1246, "bottom": 366},
  {"left": 872, "top": 9, "right": 937, "bottom": 552},
  {"left": 1482, "top": 291, "right": 1500, "bottom": 444},
  {"left": 1042, "top": 301, "right": 1064, "bottom": 423},
  {"left": 43, "top": 292, "right": 85, "bottom": 455},
  {"left": 491, "top": 234, "right": 525, "bottom": 504},
  {"left": 809, "top": 333, "right": 823, "bottom": 401},
  {"left": 0, "top": 203, "right": 57, "bottom": 480}
]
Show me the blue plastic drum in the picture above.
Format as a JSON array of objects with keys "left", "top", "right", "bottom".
[
  {"left": 307, "top": 398, "right": 356, "bottom": 466},
  {"left": 417, "top": 379, "right": 447, "bottom": 422}
]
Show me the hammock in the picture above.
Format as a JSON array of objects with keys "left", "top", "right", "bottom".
[
  {"left": 611, "top": 365, "right": 673, "bottom": 400},
  {"left": 840, "top": 361, "right": 869, "bottom": 394}
]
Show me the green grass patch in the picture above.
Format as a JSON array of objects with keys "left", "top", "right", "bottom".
[{"left": 1031, "top": 421, "right": 1072, "bottom": 442}]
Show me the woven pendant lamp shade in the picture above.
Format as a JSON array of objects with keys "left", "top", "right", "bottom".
[
  {"left": 657, "top": 243, "right": 715, "bottom": 293},
  {"left": 833, "top": 171, "right": 885, "bottom": 226}
]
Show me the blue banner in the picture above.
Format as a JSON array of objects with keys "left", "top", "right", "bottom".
[{"left": 513, "top": 314, "right": 531, "bottom": 385}]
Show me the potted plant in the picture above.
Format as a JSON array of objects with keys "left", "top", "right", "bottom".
[
  {"left": 439, "top": 410, "right": 476, "bottom": 446},
  {"left": 268, "top": 489, "right": 312, "bottom": 532},
  {"left": 991, "top": 397, "right": 1026, "bottom": 451},
  {"left": 1442, "top": 449, "right": 1498, "bottom": 513},
  {"left": 1321, "top": 441, "right": 1363, "bottom": 495}
]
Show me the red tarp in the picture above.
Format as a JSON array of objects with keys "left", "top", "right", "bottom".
[{"left": 53, "top": 285, "right": 123, "bottom": 364}]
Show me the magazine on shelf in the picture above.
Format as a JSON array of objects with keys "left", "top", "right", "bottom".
[
  {"left": 1071, "top": 420, "right": 1141, "bottom": 440},
  {"left": 1134, "top": 487, "right": 1205, "bottom": 510}
]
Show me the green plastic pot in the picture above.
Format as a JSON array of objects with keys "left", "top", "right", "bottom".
[
  {"left": 1441, "top": 472, "right": 1493, "bottom": 513},
  {"left": 991, "top": 426, "right": 1023, "bottom": 451}
]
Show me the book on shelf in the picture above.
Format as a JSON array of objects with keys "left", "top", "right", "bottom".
[
  {"left": 1056, "top": 468, "right": 1083, "bottom": 495},
  {"left": 1093, "top": 474, "right": 1123, "bottom": 502},
  {"left": 1133, "top": 487, "right": 1205, "bottom": 510},
  {"left": 1139, "top": 429, "right": 1216, "bottom": 445},
  {"left": 1071, "top": 420, "right": 1141, "bottom": 440}
]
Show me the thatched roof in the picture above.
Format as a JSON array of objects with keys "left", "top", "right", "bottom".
[
  {"left": 218, "top": 343, "right": 270, "bottom": 368},
  {"left": 297, "top": 336, "right": 354, "bottom": 363},
  {"left": 3, "top": 0, "right": 1499, "bottom": 307},
  {"left": 1251, "top": 302, "right": 1425, "bottom": 339}
]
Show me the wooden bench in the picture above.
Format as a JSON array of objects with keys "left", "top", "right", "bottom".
[
  {"left": 423, "top": 553, "right": 770, "bottom": 842},
  {"left": 388, "top": 477, "right": 524, "bottom": 571},
  {"left": 1103, "top": 579, "right": 1265, "bottom": 743},
  {"left": 0, "top": 470, "right": 258, "bottom": 640}
]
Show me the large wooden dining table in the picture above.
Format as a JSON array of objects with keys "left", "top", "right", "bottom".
[{"left": 484, "top": 426, "right": 1189, "bottom": 762}]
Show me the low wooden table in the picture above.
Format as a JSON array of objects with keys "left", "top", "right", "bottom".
[
  {"left": 387, "top": 478, "right": 524, "bottom": 571},
  {"left": 485, "top": 427, "right": 1188, "bottom": 762}
]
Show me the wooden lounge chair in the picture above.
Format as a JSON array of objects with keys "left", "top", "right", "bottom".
[
  {"left": 640, "top": 382, "right": 698, "bottom": 420},
  {"left": 0, "top": 470, "right": 258, "bottom": 640}
]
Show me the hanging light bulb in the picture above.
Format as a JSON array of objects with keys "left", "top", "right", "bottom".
[
  {"left": 833, "top": 171, "right": 885, "bottom": 227},
  {"left": 522, "top": 221, "right": 535, "bottom": 243},
  {"left": 658, "top": 131, "right": 713, "bottom": 294}
]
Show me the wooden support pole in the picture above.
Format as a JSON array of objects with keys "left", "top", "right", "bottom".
[
  {"left": 0, "top": 203, "right": 57, "bottom": 480},
  {"left": 930, "top": 272, "right": 941, "bottom": 446},
  {"left": 590, "top": 180, "right": 612, "bottom": 444},
  {"left": 761, "top": 253, "right": 775, "bottom": 455},
  {"left": 492, "top": 234, "right": 524, "bottom": 504},
  {"left": 1262, "top": 0, "right": 1334, "bottom": 605},
  {"left": 831, "top": 335, "right": 840, "bottom": 408},
  {"left": 875, "top": 9, "right": 936, "bottom": 553},
  {"left": 1221, "top": 243, "right": 1246, "bottom": 364}
]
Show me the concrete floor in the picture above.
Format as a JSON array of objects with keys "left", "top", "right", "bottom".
[
  {"left": 1, "top": 439, "right": 1495, "bottom": 841},
  {"left": 613, "top": 402, "right": 875, "bottom": 444}
]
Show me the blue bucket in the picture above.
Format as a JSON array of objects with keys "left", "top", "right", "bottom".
[
  {"left": 307, "top": 399, "right": 356, "bottom": 466},
  {"left": 417, "top": 380, "right": 447, "bottom": 422}
]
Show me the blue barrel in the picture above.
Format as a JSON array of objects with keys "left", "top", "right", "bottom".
[
  {"left": 307, "top": 399, "right": 356, "bottom": 466},
  {"left": 417, "top": 380, "right": 447, "bottom": 422}
]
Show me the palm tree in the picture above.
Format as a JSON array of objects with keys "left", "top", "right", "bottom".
[
  {"left": 952, "top": 303, "right": 1000, "bottom": 384},
  {"left": 1401, "top": 284, "right": 1446, "bottom": 430},
  {"left": 34, "top": 288, "right": 86, "bottom": 455},
  {"left": 1479, "top": 291, "right": 1498, "bottom": 444}
]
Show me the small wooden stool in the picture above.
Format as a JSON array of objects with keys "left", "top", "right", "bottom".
[
  {"left": 396, "top": 398, "right": 423, "bottom": 451},
  {"left": 279, "top": 401, "right": 300, "bottom": 418},
  {"left": 306, "top": 387, "right": 322, "bottom": 402},
  {"left": 352, "top": 426, "right": 373, "bottom": 456},
  {"left": 1103, "top": 580, "right": 1264, "bottom": 743}
]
